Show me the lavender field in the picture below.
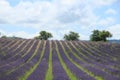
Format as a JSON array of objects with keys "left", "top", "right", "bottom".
[{"left": 0, "top": 38, "right": 120, "bottom": 80}]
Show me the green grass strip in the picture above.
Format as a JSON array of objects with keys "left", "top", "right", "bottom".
[
  {"left": 70, "top": 41, "right": 90, "bottom": 60},
  {"left": 12, "top": 40, "right": 26, "bottom": 52},
  {"left": 65, "top": 41, "right": 85, "bottom": 62},
  {"left": 22, "top": 40, "right": 36, "bottom": 57},
  {"left": 71, "top": 41, "right": 120, "bottom": 78},
  {"left": 45, "top": 41, "right": 53, "bottom": 80},
  {"left": 81, "top": 42, "right": 113, "bottom": 59},
  {"left": 1, "top": 39, "right": 15, "bottom": 50},
  {"left": 60, "top": 41, "right": 103, "bottom": 80},
  {"left": 69, "top": 41, "right": 97, "bottom": 63},
  {"left": 55, "top": 41, "right": 78, "bottom": 80},
  {"left": 11, "top": 40, "right": 31, "bottom": 58},
  {"left": 26, "top": 41, "right": 41, "bottom": 63},
  {"left": 6, "top": 40, "right": 41, "bottom": 75},
  {"left": 18, "top": 41, "right": 46, "bottom": 80}
]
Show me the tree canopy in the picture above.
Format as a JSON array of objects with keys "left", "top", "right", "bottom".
[
  {"left": 35, "top": 31, "right": 53, "bottom": 40},
  {"left": 1, "top": 35, "right": 7, "bottom": 38},
  {"left": 64, "top": 31, "right": 80, "bottom": 41},
  {"left": 90, "top": 30, "right": 112, "bottom": 42}
]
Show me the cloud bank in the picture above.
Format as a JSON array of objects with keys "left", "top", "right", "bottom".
[{"left": 0, "top": 0, "right": 119, "bottom": 40}]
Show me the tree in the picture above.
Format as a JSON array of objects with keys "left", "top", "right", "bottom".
[
  {"left": 90, "top": 30, "right": 101, "bottom": 41},
  {"left": 99, "top": 30, "right": 112, "bottom": 41},
  {"left": 1, "top": 35, "right": 7, "bottom": 38},
  {"left": 35, "top": 31, "right": 53, "bottom": 40},
  {"left": 90, "top": 30, "right": 112, "bottom": 42},
  {"left": 34, "top": 36, "right": 40, "bottom": 39},
  {"left": 64, "top": 31, "right": 80, "bottom": 41}
]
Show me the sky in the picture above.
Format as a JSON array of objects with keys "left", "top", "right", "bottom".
[{"left": 0, "top": 0, "right": 120, "bottom": 40}]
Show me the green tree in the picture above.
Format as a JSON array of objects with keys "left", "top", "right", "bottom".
[
  {"left": 64, "top": 31, "right": 80, "bottom": 41},
  {"left": 99, "top": 30, "right": 112, "bottom": 41},
  {"left": 90, "top": 30, "right": 112, "bottom": 42},
  {"left": 1, "top": 35, "right": 7, "bottom": 38},
  {"left": 90, "top": 30, "right": 101, "bottom": 41},
  {"left": 35, "top": 31, "right": 53, "bottom": 40}
]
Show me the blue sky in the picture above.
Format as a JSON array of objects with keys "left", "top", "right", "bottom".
[{"left": 0, "top": 0, "right": 120, "bottom": 40}]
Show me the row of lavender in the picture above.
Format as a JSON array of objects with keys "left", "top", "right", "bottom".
[
  {"left": 0, "top": 38, "right": 120, "bottom": 80},
  {"left": 0, "top": 38, "right": 40, "bottom": 80}
]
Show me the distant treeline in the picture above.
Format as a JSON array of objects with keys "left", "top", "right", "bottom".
[
  {"left": 109, "top": 40, "right": 120, "bottom": 44},
  {"left": 0, "top": 30, "right": 113, "bottom": 42}
]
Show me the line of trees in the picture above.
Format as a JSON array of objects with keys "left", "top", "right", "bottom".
[
  {"left": 0, "top": 30, "right": 112, "bottom": 42},
  {"left": 34, "top": 30, "right": 112, "bottom": 42}
]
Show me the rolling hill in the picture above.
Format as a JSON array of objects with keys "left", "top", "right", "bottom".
[{"left": 0, "top": 38, "right": 120, "bottom": 80}]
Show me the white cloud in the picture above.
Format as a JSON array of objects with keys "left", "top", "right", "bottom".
[
  {"left": 0, "top": 0, "right": 119, "bottom": 40},
  {"left": 107, "top": 24, "right": 120, "bottom": 39},
  {"left": 105, "top": 9, "right": 117, "bottom": 15},
  {"left": 0, "top": 29, "right": 6, "bottom": 36},
  {"left": 88, "top": 0, "right": 117, "bottom": 7},
  {"left": 0, "top": 0, "right": 116, "bottom": 25},
  {"left": 0, "top": 0, "right": 102, "bottom": 25},
  {"left": 79, "top": 33, "right": 89, "bottom": 40},
  {"left": 7, "top": 31, "right": 38, "bottom": 38},
  {"left": 98, "top": 17, "right": 115, "bottom": 26}
]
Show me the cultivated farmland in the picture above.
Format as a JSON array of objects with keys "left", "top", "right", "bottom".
[{"left": 0, "top": 38, "right": 120, "bottom": 80}]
